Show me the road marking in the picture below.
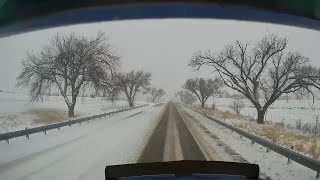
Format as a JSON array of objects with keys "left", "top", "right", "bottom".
[
  {"left": 137, "top": 104, "right": 169, "bottom": 163},
  {"left": 174, "top": 104, "right": 206, "bottom": 160},
  {"left": 176, "top": 105, "right": 223, "bottom": 161},
  {"left": 163, "top": 110, "right": 175, "bottom": 161},
  {"left": 163, "top": 108, "right": 183, "bottom": 161},
  {"left": 173, "top": 119, "right": 183, "bottom": 160}
]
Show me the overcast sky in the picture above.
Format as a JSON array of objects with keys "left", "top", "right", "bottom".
[{"left": 0, "top": 19, "right": 320, "bottom": 97}]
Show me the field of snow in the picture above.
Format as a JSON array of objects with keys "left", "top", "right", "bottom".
[
  {"left": 0, "top": 104, "right": 164, "bottom": 180},
  {"left": 183, "top": 107, "right": 318, "bottom": 180},
  {"left": 0, "top": 92, "right": 146, "bottom": 133},
  {"left": 207, "top": 98, "right": 320, "bottom": 126}
]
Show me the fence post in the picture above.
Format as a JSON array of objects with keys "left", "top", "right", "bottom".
[
  {"left": 25, "top": 127, "right": 29, "bottom": 139},
  {"left": 287, "top": 146, "right": 293, "bottom": 164}
]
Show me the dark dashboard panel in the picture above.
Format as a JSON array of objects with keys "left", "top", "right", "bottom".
[{"left": 105, "top": 160, "right": 259, "bottom": 180}]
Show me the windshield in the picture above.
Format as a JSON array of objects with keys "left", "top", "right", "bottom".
[{"left": 0, "top": 17, "right": 320, "bottom": 180}]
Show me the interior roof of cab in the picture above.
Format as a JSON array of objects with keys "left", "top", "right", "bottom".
[{"left": 0, "top": 0, "right": 319, "bottom": 37}]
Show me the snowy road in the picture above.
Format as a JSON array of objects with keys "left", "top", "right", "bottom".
[
  {"left": 0, "top": 104, "right": 165, "bottom": 180},
  {"left": 137, "top": 102, "right": 236, "bottom": 163}
]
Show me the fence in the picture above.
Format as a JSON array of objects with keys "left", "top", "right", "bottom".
[
  {"left": 180, "top": 103, "right": 320, "bottom": 178},
  {"left": 0, "top": 104, "right": 148, "bottom": 143}
]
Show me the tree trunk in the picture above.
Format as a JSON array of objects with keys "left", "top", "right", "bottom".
[
  {"left": 236, "top": 110, "right": 240, "bottom": 115},
  {"left": 68, "top": 105, "right": 75, "bottom": 117},
  {"left": 128, "top": 99, "right": 134, "bottom": 107},
  {"left": 201, "top": 101, "right": 205, "bottom": 108},
  {"left": 256, "top": 109, "right": 266, "bottom": 124}
]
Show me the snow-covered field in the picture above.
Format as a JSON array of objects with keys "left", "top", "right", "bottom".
[
  {"left": 0, "top": 104, "right": 164, "bottom": 180},
  {"left": 0, "top": 92, "right": 146, "bottom": 133},
  {"left": 184, "top": 107, "right": 318, "bottom": 180},
  {"left": 209, "top": 98, "right": 320, "bottom": 126}
]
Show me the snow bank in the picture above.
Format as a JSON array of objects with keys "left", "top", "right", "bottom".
[
  {"left": 183, "top": 107, "right": 318, "bottom": 180},
  {"left": 0, "top": 104, "right": 164, "bottom": 180},
  {"left": 0, "top": 92, "right": 147, "bottom": 133},
  {"left": 206, "top": 98, "right": 320, "bottom": 125},
  {"left": 193, "top": 106, "right": 320, "bottom": 160}
]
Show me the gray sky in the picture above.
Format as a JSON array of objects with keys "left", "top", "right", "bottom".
[{"left": 0, "top": 19, "right": 320, "bottom": 97}]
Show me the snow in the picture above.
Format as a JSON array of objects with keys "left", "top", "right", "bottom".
[
  {"left": 183, "top": 107, "right": 319, "bottom": 180},
  {"left": 207, "top": 98, "right": 320, "bottom": 125},
  {"left": 0, "top": 104, "right": 164, "bottom": 180},
  {"left": 0, "top": 92, "right": 146, "bottom": 133}
]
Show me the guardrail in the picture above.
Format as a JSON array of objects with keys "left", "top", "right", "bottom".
[
  {"left": 0, "top": 104, "right": 148, "bottom": 143},
  {"left": 180, "top": 103, "right": 320, "bottom": 178}
]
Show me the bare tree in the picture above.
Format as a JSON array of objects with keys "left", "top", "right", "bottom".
[
  {"left": 294, "top": 88, "right": 309, "bottom": 100},
  {"left": 102, "top": 85, "right": 120, "bottom": 103},
  {"left": 148, "top": 87, "right": 166, "bottom": 103},
  {"left": 115, "top": 70, "right": 151, "bottom": 107},
  {"left": 17, "top": 32, "right": 119, "bottom": 117},
  {"left": 190, "top": 34, "right": 320, "bottom": 124},
  {"left": 176, "top": 90, "right": 197, "bottom": 105},
  {"left": 183, "top": 77, "right": 223, "bottom": 108},
  {"left": 229, "top": 98, "right": 245, "bottom": 115}
]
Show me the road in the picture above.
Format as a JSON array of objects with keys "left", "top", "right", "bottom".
[
  {"left": 138, "top": 102, "right": 226, "bottom": 163},
  {"left": 0, "top": 102, "right": 234, "bottom": 180}
]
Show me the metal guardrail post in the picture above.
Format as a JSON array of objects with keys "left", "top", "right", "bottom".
[
  {"left": 25, "top": 127, "right": 29, "bottom": 139},
  {"left": 287, "top": 146, "right": 294, "bottom": 164}
]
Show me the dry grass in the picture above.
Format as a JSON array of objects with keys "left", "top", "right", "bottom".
[
  {"left": 195, "top": 106, "right": 320, "bottom": 160},
  {"left": 25, "top": 109, "right": 68, "bottom": 124},
  {"left": 194, "top": 106, "right": 243, "bottom": 120}
]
